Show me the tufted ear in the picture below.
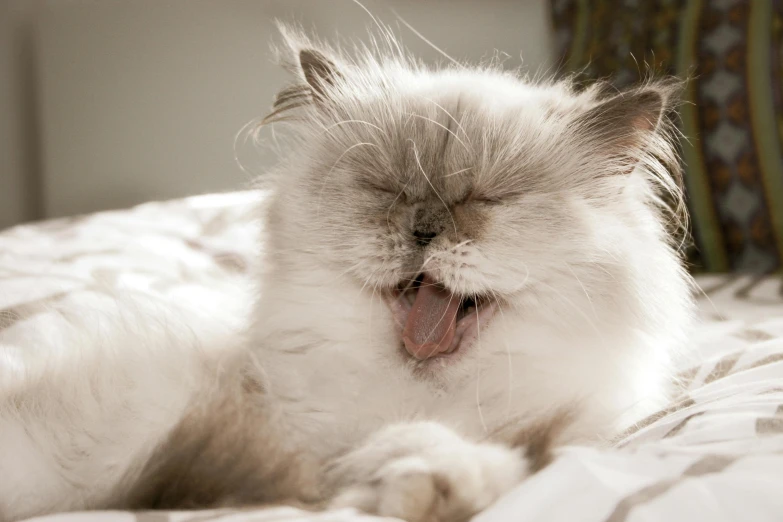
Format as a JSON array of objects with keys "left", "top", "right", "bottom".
[
  {"left": 297, "top": 48, "right": 341, "bottom": 103},
  {"left": 581, "top": 88, "right": 663, "bottom": 145},
  {"left": 574, "top": 82, "right": 678, "bottom": 172},
  {"left": 264, "top": 24, "right": 345, "bottom": 123}
]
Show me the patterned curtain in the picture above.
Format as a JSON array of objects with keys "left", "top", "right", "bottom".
[{"left": 551, "top": 0, "right": 783, "bottom": 274}]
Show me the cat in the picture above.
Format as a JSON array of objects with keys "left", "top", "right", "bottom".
[{"left": 0, "top": 24, "right": 694, "bottom": 522}]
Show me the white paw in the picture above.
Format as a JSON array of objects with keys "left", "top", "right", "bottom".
[{"left": 330, "top": 437, "right": 526, "bottom": 522}]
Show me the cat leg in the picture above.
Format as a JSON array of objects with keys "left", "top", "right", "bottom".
[
  {"left": 327, "top": 422, "right": 528, "bottom": 522},
  {"left": 0, "top": 292, "right": 236, "bottom": 521}
]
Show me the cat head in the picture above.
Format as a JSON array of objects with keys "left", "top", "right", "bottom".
[{"left": 259, "top": 24, "right": 687, "bottom": 367}]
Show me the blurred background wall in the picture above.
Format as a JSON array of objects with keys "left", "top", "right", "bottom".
[{"left": 0, "top": 0, "right": 555, "bottom": 228}]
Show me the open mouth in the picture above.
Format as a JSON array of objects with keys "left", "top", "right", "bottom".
[{"left": 386, "top": 273, "right": 498, "bottom": 361}]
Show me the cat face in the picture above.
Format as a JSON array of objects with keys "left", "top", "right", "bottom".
[{"left": 263, "top": 27, "right": 683, "bottom": 367}]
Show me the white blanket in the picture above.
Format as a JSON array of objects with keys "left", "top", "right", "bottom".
[{"left": 2, "top": 192, "right": 781, "bottom": 522}]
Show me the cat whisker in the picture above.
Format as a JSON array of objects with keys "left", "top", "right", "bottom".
[
  {"left": 474, "top": 296, "right": 489, "bottom": 434},
  {"left": 451, "top": 239, "right": 473, "bottom": 251},
  {"left": 420, "top": 251, "right": 439, "bottom": 274},
  {"left": 355, "top": 263, "right": 386, "bottom": 313},
  {"left": 486, "top": 287, "right": 513, "bottom": 422},
  {"left": 443, "top": 167, "right": 473, "bottom": 179},
  {"left": 396, "top": 274, "right": 421, "bottom": 297}
]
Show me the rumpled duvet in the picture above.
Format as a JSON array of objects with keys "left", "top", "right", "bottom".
[{"left": 1, "top": 191, "right": 781, "bottom": 522}]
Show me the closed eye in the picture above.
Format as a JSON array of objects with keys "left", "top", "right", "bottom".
[
  {"left": 467, "top": 192, "right": 502, "bottom": 204},
  {"left": 472, "top": 196, "right": 501, "bottom": 204}
]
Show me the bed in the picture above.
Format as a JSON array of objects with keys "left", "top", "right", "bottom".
[{"left": 2, "top": 191, "right": 782, "bottom": 522}]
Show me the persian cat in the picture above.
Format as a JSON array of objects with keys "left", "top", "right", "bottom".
[{"left": 0, "top": 24, "right": 693, "bottom": 522}]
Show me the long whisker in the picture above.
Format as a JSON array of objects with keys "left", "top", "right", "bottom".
[
  {"left": 475, "top": 301, "right": 489, "bottom": 434},
  {"left": 487, "top": 287, "right": 513, "bottom": 421},
  {"left": 507, "top": 260, "right": 531, "bottom": 293},
  {"left": 443, "top": 167, "right": 473, "bottom": 179},
  {"left": 420, "top": 251, "right": 439, "bottom": 273},
  {"left": 354, "top": 263, "right": 386, "bottom": 312},
  {"left": 451, "top": 239, "right": 473, "bottom": 251},
  {"left": 397, "top": 273, "right": 422, "bottom": 296}
]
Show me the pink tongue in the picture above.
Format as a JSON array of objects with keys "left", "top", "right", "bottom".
[{"left": 403, "top": 274, "right": 460, "bottom": 360}]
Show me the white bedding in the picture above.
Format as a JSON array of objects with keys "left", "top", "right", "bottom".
[{"left": 1, "top": 192, "right": 781, "bottom": 522}]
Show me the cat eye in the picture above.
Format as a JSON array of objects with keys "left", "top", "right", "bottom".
[
  {"left": 472, "top": 196, "right": 501, "bottom": 204},
  {"left": 467, "top": 193, "right": 502, "bottom": 205}
]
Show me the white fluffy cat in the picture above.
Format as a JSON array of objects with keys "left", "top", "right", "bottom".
[{"left": 0, "top": 25, "right": 694, "bottom": 522}]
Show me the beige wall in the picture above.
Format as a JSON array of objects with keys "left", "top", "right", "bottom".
[
  {"left": 2, "top": 0, "right": 554, "bottom": 224},
  {"left": 0, "top": 0, "right": 43, "bottom": 229}
]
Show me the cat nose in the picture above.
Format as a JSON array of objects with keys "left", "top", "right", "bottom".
[{"left": 413, "top": 229, "right": 437, "bottom": 246}]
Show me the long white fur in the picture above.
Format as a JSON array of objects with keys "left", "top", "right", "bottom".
[
  {"left": 0, "top": 285, "right": 249, "bottom": 520},
  {"left": 0, "top": 24, "right": 695, "bottom": 522}
]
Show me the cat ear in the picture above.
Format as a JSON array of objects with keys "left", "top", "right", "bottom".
[
  {"left": 297, "top": 48, "right": 342, "bottom": 103},
  {"left": 575, "top": 82, "right": 678, "bottom": 172},
  {"left": 265, "top": 24, "right": 344, "bottom": 123},
  {"left": 275, "top": 23, "right": 343, "bottom": 102}
]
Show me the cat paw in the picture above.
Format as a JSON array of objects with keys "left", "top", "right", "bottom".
[{"left": 329, "top": 429, "right": 526, "bottom": 522}]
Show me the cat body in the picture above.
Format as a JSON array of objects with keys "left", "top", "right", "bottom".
[{"left": 0, "top": 25, "right": 694, "bottom": 522}]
